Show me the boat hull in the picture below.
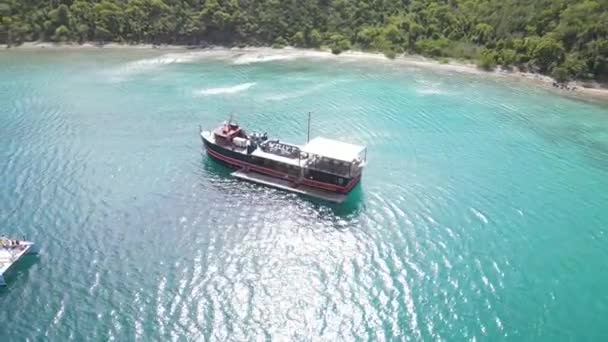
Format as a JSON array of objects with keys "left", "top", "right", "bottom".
[{"left": 201, "top": 132, "right": 361, "bottom": 195}]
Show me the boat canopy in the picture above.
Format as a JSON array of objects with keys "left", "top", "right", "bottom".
[{"left": 302, "top": 137, "right": 366, "bottom": 163}]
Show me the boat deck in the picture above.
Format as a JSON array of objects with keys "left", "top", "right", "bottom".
[
  {"left": 203, "top": 131, "right": 307, "bottom": 167},
  {"left": 232, "top": 170, "right": 346, "bottom": 203},
  {"left": 0, "top": 238, "right": 37, "bottom": 286}
]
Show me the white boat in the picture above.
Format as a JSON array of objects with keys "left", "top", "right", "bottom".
[{"left": 0, "top": 237, "right": 38, "bottom": 286}]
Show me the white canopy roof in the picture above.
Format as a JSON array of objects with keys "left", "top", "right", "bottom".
[{"left": 301, "top": 137, "right": 366, "bottom": 163}]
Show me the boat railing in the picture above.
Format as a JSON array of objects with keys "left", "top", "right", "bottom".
[{"left": 304, "top": 156, "right": 357, "bottom": 177}]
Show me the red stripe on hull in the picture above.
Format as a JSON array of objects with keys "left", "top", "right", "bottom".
[{"left": 205, "top": 146, "right": 360, "bottom": 194}]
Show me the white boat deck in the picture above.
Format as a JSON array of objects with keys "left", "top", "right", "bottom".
[
  {"left": 232, "top": 170, "right": 346, "bottom": 203},
  {"left": 0, "top": 238, "right": 37, "bottom": 286}
]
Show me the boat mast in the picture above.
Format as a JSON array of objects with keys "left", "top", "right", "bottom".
[{"left": 307, "top": 111, "right": 311, "bottom": 143}]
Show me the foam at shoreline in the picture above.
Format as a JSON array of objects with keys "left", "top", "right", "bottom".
[{"left": 8, "top": 42, "right": 604, "bottom": 101}]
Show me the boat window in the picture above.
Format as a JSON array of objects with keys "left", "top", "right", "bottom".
[{"left": 308, "top": 156, "right": 351, "bottom": 176}]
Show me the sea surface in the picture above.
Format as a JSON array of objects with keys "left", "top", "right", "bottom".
[{"left": 1, "top": 48, "right": 608, "bottom": 341}]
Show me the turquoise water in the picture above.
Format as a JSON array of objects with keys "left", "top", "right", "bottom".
[{"left": 1, "top": 48, "right": 608, "bottom": 340}]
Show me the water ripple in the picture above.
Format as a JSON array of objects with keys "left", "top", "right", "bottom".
[{"left": 2, "top": 48, "right": 608, "bottom": 341}]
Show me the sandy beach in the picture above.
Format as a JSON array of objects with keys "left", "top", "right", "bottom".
[{"left": 3, "top": 41, "right": 607, "bottom": 103}]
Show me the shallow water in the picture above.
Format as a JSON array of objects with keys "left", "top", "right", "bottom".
[{"left": 1, "top": 48, "right": 608, "bottom": 340}]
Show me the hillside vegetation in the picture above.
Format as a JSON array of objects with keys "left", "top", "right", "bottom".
[{"left": 1, "top": 0, "right": 607, "bottom": 81}]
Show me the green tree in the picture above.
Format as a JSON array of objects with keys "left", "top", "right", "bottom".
[
  {"left": 499, "top": 49, "right": 517, "bottom": 67},
  {"left": 383, "top": 24, "right": 403, "bottom": 46},
  {"left": 94, "top": 1, "right": 123, "bottom": 40},
  {"left": 308, "top": 29, "right": 322, "bottom": 48},
  {"left": 561, "top": 53, "right": 588, "bottom": 79},
  {"left": 407, "top": 22, "right": 424, "bottom": 49},
  {"left": 532, "top": 37, "right": 565, "bottom": 72},
  {"left": 70, "top": 1, "right": 94, "bottom": 41},
  {"left": 383, "top": 49, "right": 397, "bottom": 59},
  {"left": 54, "top": 5, "right": 71, "bottom": 27},
  {"left": 478, "top": 49, "right": 498, "bottom": 70},
  {"left": 415, "top": 38, "right": 449, "bottom": 57},
  {"left": 0, "top": 16, "right": 13, "bottom": 46},
  {"left": 473, "top": 23, "right": 493, "bottom": 44},
  {"left": 53, "top": 25, "right": 70, "bottom": 41},
  {"left": 329, "top": 34, "right": 350, "bottom": 54},
  {"left": 95, "top": 26, "right": 112, "bottom": 43},
  {"left": 357, "top": 27, "right": 379, "bottom": 49},
  {"left": 272, "top": 36, "right": 287, "bottom": 48},
  {"left": 75, "top": 23, "right": 89, "bottom": 42},
  {"left": 291, "top": 31, "right": 305, "bottom": 47},
  {"left": 551, "top": 66, "right": 570, "bottom": 82}
]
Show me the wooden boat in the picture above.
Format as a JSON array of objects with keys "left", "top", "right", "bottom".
[{"left": 200, "top": 119, "right": 366, "bottom": 203}]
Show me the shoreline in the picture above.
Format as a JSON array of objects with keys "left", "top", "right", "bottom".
[{"left": 3, "top": 41, "right": 607, "bottom": 103}]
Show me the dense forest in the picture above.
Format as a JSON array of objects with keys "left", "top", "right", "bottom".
[{"left": 1, "top": 0, "right": 607, "bottom": 81}]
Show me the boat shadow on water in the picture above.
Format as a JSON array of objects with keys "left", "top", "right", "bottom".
[
  {"left": 0, "top": 255, "right": 40, "bottom": 293},
  {"left": 199, "top": 154, "right": 365, "bottom": 217}
]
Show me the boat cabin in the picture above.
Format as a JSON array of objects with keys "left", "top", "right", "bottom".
[
  {"left": 301, "top": 137, "right": 366, "bottom": 178},
  {"left": 213, "top": 121, "right": 247, "bottom": 145}
]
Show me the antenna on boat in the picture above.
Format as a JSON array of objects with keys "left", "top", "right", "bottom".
[{"left": 307, "top": 111, "right": 311, "bottom": 143}]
